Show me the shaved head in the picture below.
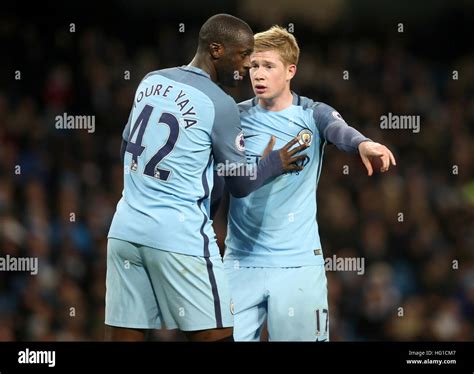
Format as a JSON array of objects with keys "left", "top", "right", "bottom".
[
  {"left": 190, "top": 14, "right": 254, "bottom": 87},
  {"left": 198, "top": 14, "right": 253, "bottom": 50}
]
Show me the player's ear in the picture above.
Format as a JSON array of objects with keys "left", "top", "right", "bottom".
[
  {"left": 210, "top": 42, "right": 224, "bottom": 60},
  {"left": 287, "top": 64, "right": 297, "bottom": 80}
]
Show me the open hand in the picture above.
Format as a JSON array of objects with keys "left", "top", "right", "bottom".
[{"left": 263, "top": 136, "right": 309, "bottom": 173}]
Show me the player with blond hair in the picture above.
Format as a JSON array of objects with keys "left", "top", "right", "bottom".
[{"left": 224, "top": 26, "right": 396, "bottom": 341}]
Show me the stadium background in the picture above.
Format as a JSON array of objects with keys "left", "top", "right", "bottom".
[{"left": 0, "top": 0, "right": 473, "bottom": 341}]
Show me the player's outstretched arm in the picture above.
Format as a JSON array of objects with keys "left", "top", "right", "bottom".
[
  {"left": 224, "top": 136, "right": 308, "bottom": 198},
  {"left": 358, "top": 140, "right": 397, "bottom": 176},
  {"left": 323, "top": 123, "right": 397, "bottom": 176},
  {"left": 312, "top": 102, "right": 397, "bottom": 176}
]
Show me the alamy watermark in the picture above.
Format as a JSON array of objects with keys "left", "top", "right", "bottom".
[
  {"left": 0, "top": 255, "right": 38, "bottom": 275},
  {"left": 18, "top": 349, "right": 55, "bottom": 367},
  {"left": 216, "top": 161, "right": 256, "bottom": 180},
  {"left": 325, "top": 255, "right": 365, "bottom": 275},
  {"left": 380, "top": 112, "right": 420, "bottom": 133},
  {"left": 55, "top": 112, "right": 95, "bottom": 133}
]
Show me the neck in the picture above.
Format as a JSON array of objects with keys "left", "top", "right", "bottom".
[
  {"left": 188, "top": 52, "right": 217, "bottom": 82},
  {"left": 258, "top": 89, "right": 293, "bottom": 111}
]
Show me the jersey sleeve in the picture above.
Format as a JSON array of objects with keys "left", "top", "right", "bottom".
[
  {"left": 312, "top": 102, "right": 370, "bottom": 153},
  {"left": 210, "top": 97, "right": 247, "bottom": 167}
]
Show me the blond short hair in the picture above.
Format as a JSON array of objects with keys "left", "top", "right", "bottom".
[{"left": 254, "top": 26, "right": 300, "bottom": 66}]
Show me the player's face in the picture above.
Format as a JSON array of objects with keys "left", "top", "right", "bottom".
[
  {"left": 215, "top": 33, "right": 254, "bottom": 88},
  {"left": 249, "top": 50, "right": 296, "bottom": 100}
]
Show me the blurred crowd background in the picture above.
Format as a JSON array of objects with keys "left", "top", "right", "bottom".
[{"left": 0, "top": 0, "right": 473, "bottom": 341}]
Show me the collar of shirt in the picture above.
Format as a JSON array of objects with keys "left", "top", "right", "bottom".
[
  {"left": 180, "top": 65, "right": 211, "bottom": 80},
  {"left": 252, "top": 91, "right": 300, "bottom": 106}
]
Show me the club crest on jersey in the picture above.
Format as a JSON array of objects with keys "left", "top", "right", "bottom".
[
  {"left": 235, "top": 132, "right": 245, "bottom": 152},
  {"left": 298, "top": 129, "right": 313, "bottom": 146}
]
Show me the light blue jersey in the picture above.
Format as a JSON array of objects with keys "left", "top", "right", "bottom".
[
  {"left": 225, "top": 93, "right": 356, "bottom": 267},
  {"left": 108, "top": 66, "right": 246, "bottom": 257}
]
